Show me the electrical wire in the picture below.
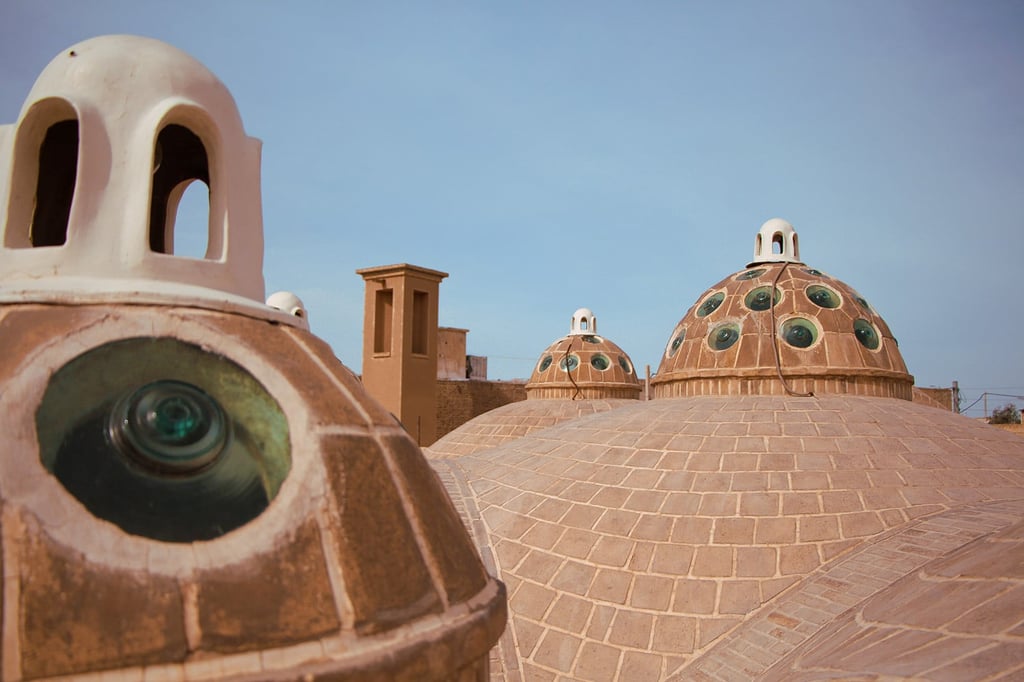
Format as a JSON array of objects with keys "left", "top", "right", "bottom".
[
  {"left": 769, "top": 261, "right": 814, "bottom": 398},
  {"left": 562, "top": 336, "right": 582, "bottom": 401}
]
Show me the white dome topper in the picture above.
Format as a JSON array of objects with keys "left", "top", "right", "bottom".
[
  {"left": 570, "top": 307, "right": 597, "bottom": 335},
  {"left": 750, "top": 218, "right": 803, "bottom": 266},
  {"left": 0, "top": 35, "right": 297, "bottom": 325}
]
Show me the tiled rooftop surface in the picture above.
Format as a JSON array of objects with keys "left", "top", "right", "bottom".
[
  {"left": 428, "top": 399, "right": 637, "bottom": 459},
  {"left": 428, "top": 395, "right": 1024, "bottom": 680}
]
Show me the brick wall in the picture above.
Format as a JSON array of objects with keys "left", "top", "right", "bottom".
[{"left": 435, "top": 380, "right": 527, "bottom": 442}]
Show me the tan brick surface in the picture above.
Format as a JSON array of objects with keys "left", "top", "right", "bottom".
[{"left": 430, "top": 395, "right": 1024, "bottom": 679}]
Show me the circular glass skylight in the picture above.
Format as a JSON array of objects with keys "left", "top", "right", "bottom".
[
  {"left": 538, "top": 354, "right": 553, "bottom": 372},
  {"left": 736, "top": 269, "right": 766, "bottom": 281},
  {"left": 708, "top": 323, "right": 741, "bottom": 351},
  {"left": 591, "top": 354, "right": 611, "bottom": 371},
  {"left": 744, "top": 286, "right": 780, "bottom": 311},
  {"left": 697, "top": 292, "right": 725, "bottom": 318},
  {"left": 559, "top": 354, "right": 580, "bottom": 372},
  {"left": 780, "top": 317, "right": 819, "bottom": 349},
  {"left": 806, "top": 284, "right": 841, "bottom": 309},
  {"left": 854, "top": 319, "right": 880, "bottom": 350}
]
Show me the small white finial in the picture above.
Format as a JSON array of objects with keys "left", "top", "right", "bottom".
[
  {"left": 570, "top": 308, "right": 596, "bottom": 335},
  {"left": 750, "top": 218, "right": 802, "bottom": 265},
  {"left": 267, "top": 291, "right": 309, "bottom": 329}
]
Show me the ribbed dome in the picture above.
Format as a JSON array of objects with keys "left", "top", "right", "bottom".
[
  {"left": 653, "top": 220, "right": 912, "bottom": 400},
  {"left": 526, "top": 308, "right": 641, "bottom": 400}
]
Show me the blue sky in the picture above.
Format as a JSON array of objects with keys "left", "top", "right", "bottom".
[{"left": 2, "top": 1, "right": 1022, "bottom": 418}]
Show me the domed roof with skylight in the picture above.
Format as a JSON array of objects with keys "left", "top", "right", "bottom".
[
  {"left": 526, "top": 308, "right": 641, "bottom": 400},
  {"left": 653, "top": 219, "right": 913, "bottom": 399}
]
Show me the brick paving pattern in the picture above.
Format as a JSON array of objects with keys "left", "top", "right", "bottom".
[{"left": 427, "top": 395, "right": 1024, "bottom": 680}]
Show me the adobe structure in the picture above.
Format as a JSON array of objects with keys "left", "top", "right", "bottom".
[
  {"left": 430, "top": 308, "right": 642, "bottom": 459},
  {"left": 0, "top": 36, "right": 505, "bottom": 680},
  {"left": 427, "top": 219, "right": 1024, "bottom": 680}
]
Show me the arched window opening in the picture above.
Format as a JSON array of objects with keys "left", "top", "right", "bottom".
[
  {"left": 167, "top": 179, "right": 211, "bottom": 259},
  {"left": 31, "top": 119, "right": 78, "bottom": 247},
  {"left": 772, "top": 233, "right": 784, "bottom": 254},
  {"left": 149, "top": 124, "right": 211, "bottom": 256},
  {"left": 581, "top": 318, "right": 589, "bottom": 330}
]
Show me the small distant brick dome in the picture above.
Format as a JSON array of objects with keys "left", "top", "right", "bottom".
[
  {"left": 526, "top": 308, "right": 641, "bottom": 400},
  {"left": 653, "top": 219, "right": 913, "bottom": 399}
]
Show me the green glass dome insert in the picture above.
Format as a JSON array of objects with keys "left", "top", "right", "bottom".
[
  {"left": 781, "top": 317, "right": 819, "bottom": 349},
  {"left": 854, "top": 319, "right": 880, "bottom": 350},
  {"left": 559, "top": 354, "right": 580, "bottom": 372},
  {"left": 744, "top": 286, "right": 780, "bottom": 311},
  {"left": 591, "top": 354, "right": 611, "bottom": 371},
  {"left": 666, "top": 328, "right": 685, "bottom": 358},
  {"left": 697, "top": 292, "right": 725, "bottom": 318},
  {"left": 806, "top": 284, "right": 841, "bottom": 309},
  {"left": 538, "top": 354, "right": 553, "bottom": 372},
  {"left": 709, "top": 323, "right": 740, "bottom": 351},
  {"left": 618, "top": 355, "right": 633, "bottom": 374},
  {"left": 736, "top": 268, "right": 766, "bottom": 281}
]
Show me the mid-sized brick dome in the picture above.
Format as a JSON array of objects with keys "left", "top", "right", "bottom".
[
  {"left": 527, "top": 308, "right": 642, "bottom": 400},
  {"left": 653, "top": 219, "right": 913, "bottom": 400}
]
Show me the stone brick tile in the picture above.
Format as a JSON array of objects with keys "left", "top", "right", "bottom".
[
  {"left": 589, "top": 486, "right": 630, "bottom": 509},
  {"left": 624, "top": 489, "right": 669, "bottom": 513},
  {"left": 608, "top": 610, "right": 654, "bottom": 648},
  {"left": 698, "top": 493, "right": 739, "bottom": 516},
  {"left": 496, "top": 540, "right": 531, "bottom": 571},
  {"left": 521, "top": 521, "right": 566, "bottom": 551},
  {"left": 560, "top": 504, "right": 603, "bottom": 531},
  {"left": 719, "top": 580, "right": 761, "bottom": 615},
  {"left": 589, "top": 465, "right": 630, "bottom": 486},
  {"left": 622, "top": 469, "right": 663, "bottom": 489},
  {"left": 779, "top": 545, "right": 821, "bottom": 575},
  {"left": 514, "top": 581, "right": 558, "bottom": 620},
  {"left": 673, "top": 579, "right": 718, "bottom": 615},
  {"left": 573, "top": 642, "right": 622, "bottom": 682},
  {"left": 693, "top": 473, "right": 732, "bottom": 492},
  {"left": 713, "top": 518, "right": 755, "bottom": 544},
  {"left": 518, "top": 550, "right": 564, "bottom": 585},
  {"left": 821, "top": 490, "right": 863, "bottom": 513},
  {"left": 760, "top": 576, "right": 799, "bottom": 601},
  {"left": 586, "top": 604, "right": 616, "bottom": 640},
  {"left": 840, "top": 511, "right": 885, "bottom": 538},
  {"left": 736, "top": 547, "right": 777, "bottom": 577},
  {"left": 589, "top": 569, "right": 633, "bottom": 604},
  {"left": 620, "top": 651, "right": 664, "bottom": 680},
  {"left": 594, "top": 509, "right": 640, "bottom": 536},
  {"left": 782, "top": 492, "right": 821, "bottom": 515},
  {"left": 544, "top": 593, "right": 594, "bottom": 633},
  {"left": 738, "top": 491, "right": 780, "bottom": 516},
  {"left": 521, "top": 662, "right": 558, "bottom": 682},
  {"left": 651, "top": 615, "right": 697, "bottom": 654},
  {"left": 632, "top": 514, "right": 673, "bottom": 542},
  {"left": 755, "top": 518, "right": 797, "bottom": 544},
  {"left": 589, "top": 535, "right": 634, "bottom": 568},
  {"left": 722, "top": 453, "right": 761, "bottom": 470},
  {"left": 758, "top": 453, "right": 795, "bottom": 471},
  {"left": 552, "top": 524, "right": 598, "bottom": 557},
  {"left": 798, "top": 515, "right": 840, "bottom": 542},
  {"left": 698, "top": 617, "right": 742, "bottom": 649},
  {"left": 514, "top": 616, "right": 546, "bottom": 658},
  {"left": 927, "top": 641, "right": 1024, "bottom": 681},
  {"left": 629, "top": 574, "right": 674, "bottom": 611},
  {"left": 729, "top": 472, "right": 769, "bottom": 492},
  {"left": 827, "top": 470, "right": 871, "bottom": 489},
  {"left": 531, "top": 497, "right": 572, "bottom": 523},
  {"left": 789, "top": 471, "right": 830, "bottom": 491},
  {"left": 532, "top": 630, "right": 582, "bottom": 674},
  {"left": 551, "top": 560, "right": 597, "bottom": 596},
  {"left": 661, "top": 491, "right": 701, "bottom": 514},
  {"left": 671, "top": 516, "right": 713, "bottom": 544},
  {"left": 693, "top": 546, "right": 734, "bottom": 577},
  {"left": 651, "top": 544, "right": 695, "bottom": 575},
  {"left": 628, "top": 541, "right": 656, "bottom": 572}
]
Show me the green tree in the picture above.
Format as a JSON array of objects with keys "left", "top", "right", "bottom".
[{"left": 990, "top": 403, "right": 1022, "bottom": 424}]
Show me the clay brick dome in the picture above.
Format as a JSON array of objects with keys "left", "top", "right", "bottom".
[
  {"left": 527, "top": 308, "right": 642, "bottom": 400},
  {"left": 432, "top": 394, "right": 1024, "bottom": 680},
  {"left": 653, "top": 219, "right": 913, "bottom": 400},
  {"left": 0, "top": 36, "right": 506, "bottom": 681}
]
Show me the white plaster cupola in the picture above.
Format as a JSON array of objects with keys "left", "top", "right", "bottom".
[
  {"left": 570, "top": 307, "right": 597, "bottom": 335},
  {"left": 749, "top": 218, "right": 803, "bottom": 266},
  {"left": 0, "top": 35, "right": 297, "bottom": 324}
]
